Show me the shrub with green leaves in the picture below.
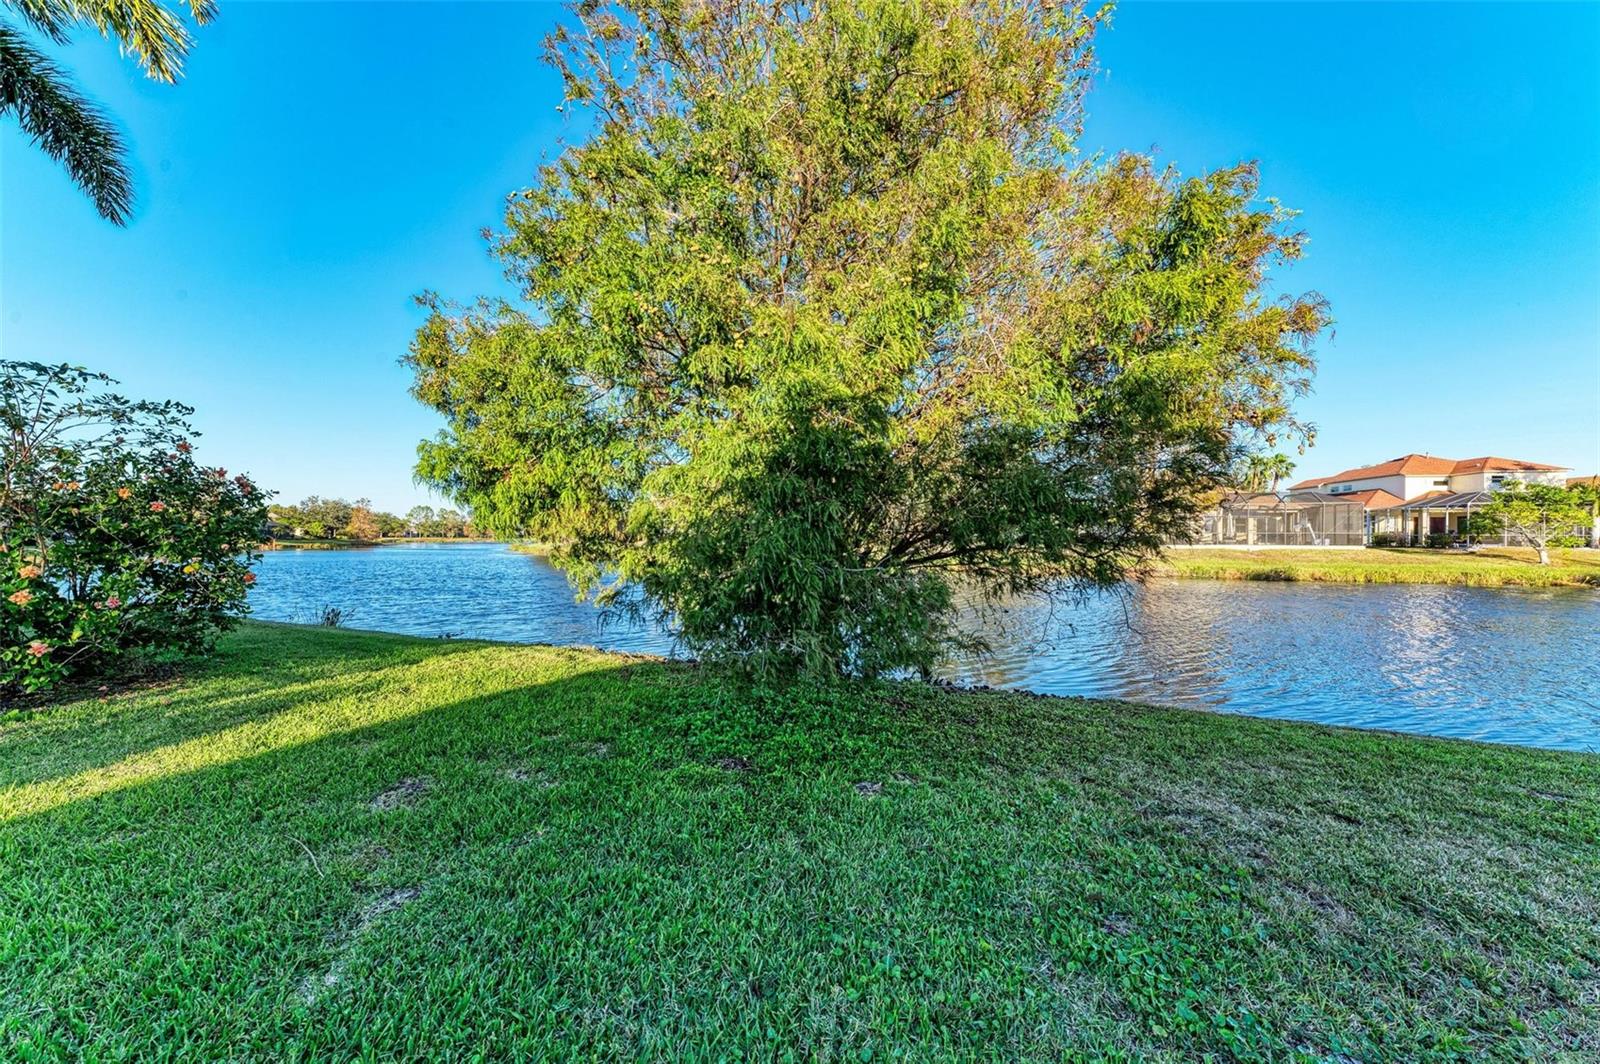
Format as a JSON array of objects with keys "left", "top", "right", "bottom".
[
  {"left": 409, "top": 0, "right": 1328, "bottom": 678},
  {"left": 1468, "top": 481, "right": 1590, "bottom": 565},
  {"left": 1, "top": 362, "right": 268, "bottom": 694}
]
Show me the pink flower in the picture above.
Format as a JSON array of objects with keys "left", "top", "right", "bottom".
[
  {"left": 17, "top": 564, "right": 41, "bottom": 580},
  {"left": 176, "top": 441, "right": 192, "bottom": 454},
  {"left": 149, "top": 501, "right": 167, "bottom": 512},
  {"left": 8, "top": 589, "right": 32, "bottom": 606},
  {"left": 27, "top": 641, "right": 49, "bottom": 657},
  {"left": 104, "top": 595, "right": 121, "bottom": 608}
]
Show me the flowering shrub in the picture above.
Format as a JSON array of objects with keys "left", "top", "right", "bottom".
[{"left": 2, "top": 362, "right": 269, "bottom": 695}]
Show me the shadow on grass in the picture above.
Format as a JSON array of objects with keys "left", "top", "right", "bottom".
[{"left": 0, "top": 623, "right": 502, "bottom": 795}]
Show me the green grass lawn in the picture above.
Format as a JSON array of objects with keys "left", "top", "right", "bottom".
[
  {"left": 3, "top": 624, "right": 1596, "bottom": 1060},
  {"left": 1158, "top": 546, "right": 1600, "bottom": 588}
]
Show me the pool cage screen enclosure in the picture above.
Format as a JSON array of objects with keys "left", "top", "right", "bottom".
[{"left": 1185, "top": 492, "right": 1367, "bottom": 547}]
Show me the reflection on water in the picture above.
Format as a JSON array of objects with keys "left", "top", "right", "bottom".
[
  {"left": 250, "top": 542, "right": 679, "bottom": 656},
  {"left": 250, "top": 543, "right": 1600, "bottom": 753},
  {"left": 945, "top": 580, "right": 1600, "bottom": 753}
]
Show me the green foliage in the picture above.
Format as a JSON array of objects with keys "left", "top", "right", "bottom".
[
  {"left": 266, "top": 498, "right": 482, "bottom": 541},
  {"left": 1468, "top": 482, "right": 1590, "bottom": 563},
  {"left": 409, "top": 0, "right": 1328, "bottom": 678},
  {"left": 0, "top": 361, "right": 267, "bottom": 694},
  {"left": 0, "top": 0, "right": 215, "bottom": 223}
]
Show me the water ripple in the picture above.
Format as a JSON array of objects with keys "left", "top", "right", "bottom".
[{"left": 250, "top": 544, "right": 1600, "bottom": 753}]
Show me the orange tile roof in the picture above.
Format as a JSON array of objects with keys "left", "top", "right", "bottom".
[
  {"left": 1450, "top": 456, "right": 1567, "bottom": 473},
  {"left": 1289, "top": 453, "right": 1458, "bottom": 489},
  {"left": 1289, "top": 453, "right": 1569, "bottom": 490},
  {"left": 1336, "top": 488, "right": 1406, "bottom": 509}
]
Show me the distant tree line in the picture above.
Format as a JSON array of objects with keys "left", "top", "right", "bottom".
[{"left": 266, "top": 497, "right": 488, "bottom": 542}]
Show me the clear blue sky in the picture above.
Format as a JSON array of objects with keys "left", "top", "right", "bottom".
[{"left": 3, "top": 2, "right": 1597, "bottom": 512}]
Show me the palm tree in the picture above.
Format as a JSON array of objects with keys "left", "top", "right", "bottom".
[
  {"left": 0, "top": 0, "right": 215, "bottom": 224},
  {"left": 1262, "top": 453, "right": 1296, "bottom": 494},
  {"left": 1233, "top": 455, "right": 1264, "bottom": 493},
  {"left": 1234, "top": 453, "right": 1296, "bottom": 495}
]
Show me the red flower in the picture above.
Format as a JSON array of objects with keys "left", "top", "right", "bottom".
[
  {"left": 149, "top": 501, "right": 167, "bottom": 512},
  {"left": 104, "top": 595, "right": 121, "bottom": 608},
  {"left": 8, "top": 589, "right": 32, "bottom": 606},
  {"left": 27, "top": 641, "right": 49, "bottom": 657},
  {"left": 176, "top": 441, "right": 192, "bottom": 454},
  {"left": 242, "top": 572, "right": 257, "bottom": 585}
]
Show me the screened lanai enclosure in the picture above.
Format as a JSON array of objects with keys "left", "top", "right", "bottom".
[{"left": 1183, "top": 492, "right": 1368, "bottom": 547}]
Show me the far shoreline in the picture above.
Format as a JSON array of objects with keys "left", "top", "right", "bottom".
[
  {"left": 1154, "top": 545, "right": 1600, "bottom": 589},
  {"left": 262, "top": 538, "right": 1600, "bottom": 590}
]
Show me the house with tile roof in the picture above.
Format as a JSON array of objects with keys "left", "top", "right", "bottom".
[
  {"left": 1288, "top": 454, "right": 1571, "bottom": 544},
  {"left": 1184, "top": 454, "right": 1584, "bottom": 547},
  {"left": 1290, "top": 454, "right": 1568, "bottom": 500}
]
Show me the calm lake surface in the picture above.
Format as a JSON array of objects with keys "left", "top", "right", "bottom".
[{"left": 250, "top": 542, "right": 1600, "bottom": 753}]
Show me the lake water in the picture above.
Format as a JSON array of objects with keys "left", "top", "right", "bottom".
[{"left": 249, "top": 542, "right": 1600, "bottom": 753}]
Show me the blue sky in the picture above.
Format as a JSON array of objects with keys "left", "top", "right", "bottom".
[{"left": 3, "top": 1, "right": 1597, "bottom": 512}]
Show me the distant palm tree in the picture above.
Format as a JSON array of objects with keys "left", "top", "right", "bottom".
[
  {"left": 1233, "top": 455, "right": 1265, "bottom": 493},
  {"left": 1235, "top": 453, "right": 1296, "bottom": 495},
  {"left": 0, "top": 0, "right": 215, "bottom": 224},
  {"left": 1262, "top": 453, "right": 1296, "bottom": 494}
]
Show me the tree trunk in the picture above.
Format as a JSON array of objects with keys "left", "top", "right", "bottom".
[{"left": 1537, "top": 544, "right": 1550, "bottom": 566}]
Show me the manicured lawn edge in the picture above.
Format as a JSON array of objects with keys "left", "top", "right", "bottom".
[{"left": 1156, "top": 546, "right": 1600, "bottom": 588}]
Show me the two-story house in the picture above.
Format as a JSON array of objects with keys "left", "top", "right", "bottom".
[{"left": 1289, "top": 454, "right": 1571, "bottom": 543}]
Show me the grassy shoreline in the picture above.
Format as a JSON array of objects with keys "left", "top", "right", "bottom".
[
  {"left": 3, "top": 623, "right": 1595, "bottom": 1059},
  {"left": 1156, "top": 546, "right": 1600, "bottom": 588}
]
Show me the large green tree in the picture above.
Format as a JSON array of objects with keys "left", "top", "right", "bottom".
[
  {"left": 0, "top": 0, "right": 214, "bottom": 223},
  {"left": 409, "top": 0, "right": 1328, "bottom": 677}
]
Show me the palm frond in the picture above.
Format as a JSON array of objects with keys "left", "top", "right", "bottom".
[
  {"left": 0, "top": 21, "right": 133, "bottom": 223},
  {"left": 4, "top": 0, "right": 211, "bottom": 83},
  {"left": 2, "top": 0, "right": 73, "bottom": 43}
]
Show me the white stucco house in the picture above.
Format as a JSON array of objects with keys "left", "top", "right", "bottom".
[{"left": 1289, "top": 454, "right": 1572, "bottom": 543}]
